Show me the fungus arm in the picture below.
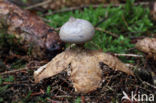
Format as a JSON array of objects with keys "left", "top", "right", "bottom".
[
  {"left": 34, "top": 51, "right": 73, "bottom": 83},
  {"left": 96, "top": 52, "right": 134, "bottom": 76}
]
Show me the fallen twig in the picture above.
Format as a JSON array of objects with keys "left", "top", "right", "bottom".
[
  {"left": 54, "top": 95, "right": 73, "bottom": 98},
  {"left": 95, "top": 27, "right": 119, "bottom": 38},
  {"left": 25, "top": 0, "right": 53, "bottom": 10},
  {"left": 0, "top": 67, "right": 28, "bottom": 75},
  {"left": 44, "top": 2, "right": 150, "bottom": 16},
  {"left": 31, "top": 91, "right": 44, "bottom": 96},
  {"left": 2, "top": 81, "right": 35, "bottom": 85},
  {"left": 0, "top": 66, "right": 39, "bottom": 75},
  {"left": 114, "top": 53, "right": 143, "bottom": 58},
  {"left": 46, "top": 98, "right": 62, "bottom": 103},
  {"left": 137, "top": 75, "right": 156, "bottom": 90},
  {"left": 142, "top": 80, "right": 156, "bottom": 90}
]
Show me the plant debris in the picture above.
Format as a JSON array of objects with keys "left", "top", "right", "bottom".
[
  {"left": 0, "top": 0, "right": 64, "bottom": 59},
  {"left": 34, "top": 48, "right": 134, "bottom": 93},
  {"left": 136, "top": 37, "right": 156, "bottom": 60},
  {"left": 11, "top": 0, "right": 119, "bottom": 10},
  {"left": 1, "top": 60, "right": 154, "bottom": 102}
]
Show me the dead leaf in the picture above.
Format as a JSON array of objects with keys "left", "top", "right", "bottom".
[{"left": 136, "top": 38, "right": 156, "bottom": 60}]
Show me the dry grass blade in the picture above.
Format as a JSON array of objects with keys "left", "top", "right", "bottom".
[
  {"left": 95, "top": 27, "right": 119, "bottom": 38},
  {"left": 25, "top": 0, "right": 53, "bottom": 10},
  {"left": 114, "top": 53, "right": 143, "bottom": 58}
]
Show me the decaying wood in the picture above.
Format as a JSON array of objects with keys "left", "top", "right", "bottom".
[
  {"left": 136, "top": 38, "right": 156, "bottom": 60},
  {"left": 0, "top": 0, "right": 64, "bottom": 59},
  {"left": 34, "top": 48, "right": 134, "bottom": 93}
]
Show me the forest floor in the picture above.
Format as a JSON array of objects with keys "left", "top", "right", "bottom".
[{"left": 0, "top": 1, "right": 156, "bottom": 103}]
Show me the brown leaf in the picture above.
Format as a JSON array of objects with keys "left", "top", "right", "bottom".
[{"left": 136, "top": 38, "right": 156, "bottom": 60}]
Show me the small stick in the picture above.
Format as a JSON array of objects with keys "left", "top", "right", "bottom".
[
  {"left": 54, "top": 95, "right": 73, "bottom": 98},
  {"left": 114, "top": 53, "right": 143, "bottom": 58},
  {"left": 0, "top": 67, "right": 28, "bottom": 75},
  {"left": 0, "top": 66, "right": 38, "bottom": 75},
  {"left": 95, "top": 27, "right": 119, "bottom": 38},
  {"left": 31, "top": 91, "right": 43, "bottom": 96},
  {"left": 47, "top": 98, "right": 62, "bottom": 103},
  {"left": 142, "top": 81, "right": 156, "bottom": 90},
  {"left": 44, "top": 2, "right": 150, "bottom": 16},
  {"left": 25, "top": 0, "right": 53, "bottom": 10},
  {"left": 137, "top": 75, "right": 156, "bottom": 90}
]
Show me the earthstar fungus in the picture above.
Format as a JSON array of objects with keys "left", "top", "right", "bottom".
[{"left": 34, "top": 17, "right": 134, "bottom": 93}]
